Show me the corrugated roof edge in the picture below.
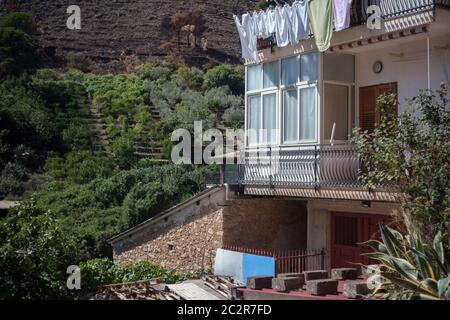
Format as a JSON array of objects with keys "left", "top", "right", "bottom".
[{"left": 107, "top": 186, "right": 225, "bottom": 245}]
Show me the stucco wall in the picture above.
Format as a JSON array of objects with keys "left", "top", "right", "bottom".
[
  {"left": 307, "top": 199, "right": 401, "bottom": 271},
  {"left": 356, "top": 34, "right": 450, "bottom": 114}
]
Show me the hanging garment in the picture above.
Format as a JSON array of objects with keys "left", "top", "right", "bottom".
[
  {"left": 283, "top": 4, "right": 297, "bottom": 44},
  {"left": 307, "top": 0, "right": 334, "bottom": 52},
  {"left": 292, "top": 0, "right": 310, "bottom": 42},
  {"left": 275, "top": 5, "right": 290, "bottom": 47},
  {"left": 234, "top": 14, "right": 259, "bottom": 62},
  {"left": 265, "top": 7, "right": 277, "bottom": 36},
  {"left": 253, "top": 11, "right": 266, "bottom": 38},
  {"left": 332, "top": 0, "right": 353, "bottom": 31}
]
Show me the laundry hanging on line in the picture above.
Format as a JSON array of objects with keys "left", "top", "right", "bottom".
[
  {"left": 333, "top": 0, "right": 353, "bottom": 31},
  {"left": 234, "top": 0, "right": 353, "bottom": 61}
]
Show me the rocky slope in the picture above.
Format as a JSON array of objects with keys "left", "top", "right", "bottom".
[{"left": 0, "top": 0, "right": 259, "bottom": 72}]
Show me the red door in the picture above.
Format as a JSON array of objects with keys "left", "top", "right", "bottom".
[{"left": 331, "top": 212, "right": 390, "bottom": 270}]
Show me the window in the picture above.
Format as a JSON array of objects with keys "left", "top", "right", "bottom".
[
  {"left": 248, "top": 95, "right": 261, "bottom": 145},
  {"left": 283, "top": 90, "right": 298, "bottom": 142},
  {"left": 263, "top": 61, "right": 279, "bottom": 88},
  {"left": 281, "top": 56, "right": 298, "bottom": 86},
  {"left": 262, "top": 93, "right": 277, "bottom": 144},
  {"left": 245, "top": 52, "right": 319, "bottom": 146},
  {"left": 247, "top": 64, "right": 262, "bottom": 91},
  {"left": 324, "top": 83, "right": 349, "bottom": 141},
  {"left": 300, "top": 87, "right": 316, "bottom": 140},
  {"left": 300, "top": 52, "right": 319, "bottom": 82}
]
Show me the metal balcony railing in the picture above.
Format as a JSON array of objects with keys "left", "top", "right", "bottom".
[{"left": 238, "top": 144, "right": 362, "bottom": 189}]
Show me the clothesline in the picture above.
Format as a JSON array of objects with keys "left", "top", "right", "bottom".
[{"left": 234, "top": 0, "right": 353, "bottom": 62}]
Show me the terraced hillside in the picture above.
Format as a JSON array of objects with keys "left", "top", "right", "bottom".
[{"left": 0, "top": 0, "right": 259, "bottom": 72}]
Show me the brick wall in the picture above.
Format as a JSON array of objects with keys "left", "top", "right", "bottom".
[{"left": 222, "top": 199, "right": 308, "bottom": 250}]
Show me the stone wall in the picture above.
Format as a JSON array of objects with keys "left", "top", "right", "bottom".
[
  {"left": 112, "top": 188, "right": 226, "bottom": 273},
  {"left": 222, "top": 199, "right": 307, "bottom": 250},
  {"left": 111, "top": 192, "right": 309, "bottom": 273}
]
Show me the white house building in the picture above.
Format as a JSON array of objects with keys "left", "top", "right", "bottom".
[{"left": 236, "top": 0, "right": 450, "bottom": 270}]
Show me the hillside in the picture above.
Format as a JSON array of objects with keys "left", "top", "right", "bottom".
[{"left": 0, "top": 0, "right": 259, "bottom": 72}]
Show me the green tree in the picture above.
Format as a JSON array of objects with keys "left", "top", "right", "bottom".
[
  {"left": 0, "top": 199, "right": 79, "bottom": 299},
  {"left": 0, "top": 12, "right": 37, "bottom": 35},
  {"left": 352, "top": 85, "right": 450, "bottom": 243},
  {"left": 0, "top": 27, "right": 40, "bottom": 77}
]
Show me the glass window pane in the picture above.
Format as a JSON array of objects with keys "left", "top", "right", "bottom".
[
  {"left": 262, "top": 93, "right": 277, "bottom": 144},
  {"left": 263, "top": 61, "right": 279, "bottom": 88},
  {"left": 300, "top": 87, "right": 316, "bottom": 140},
  {"left": 247, "top": 64, "right": 262, "bottom": 91},
  {"left": 248, "top": 95, "right": 261, "bottom": 145},
  {"left": 300, "top": 52, "right": 319, "bottom": 82},
  {"left": 324, "top": 83, "right": 349, "bottom": 141},
  {"left": 283, "top": 90, "right": 298, "bottom": 142},
  {"left": 281, "top": 56, "right": 298, "bottom": 86}
]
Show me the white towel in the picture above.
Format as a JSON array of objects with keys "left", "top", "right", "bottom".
[
  {"left": 332, "top": 0, "right": 353, "bottom": 31},
  {"left": 275, "top": 5, "right": 290, "bottom": 47},
  {"left": 292, "top": 0, "right": 310, "bottom": 42},
  {"left": 234, "top": 14, "right": 259, "bottom": 62},
  {"left": 265, "top": 8, "right": 277, "bottom": 36}
]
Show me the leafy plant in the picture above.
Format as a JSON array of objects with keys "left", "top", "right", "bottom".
[
  {"left": 364, "top": 224, "right": 450, "bottom": 300},
  {"left": 352, "top": 85, "right": 450, "bottom": 242},
  {"left": 0, "top": 199, "right": 79, "bottom": 299}
]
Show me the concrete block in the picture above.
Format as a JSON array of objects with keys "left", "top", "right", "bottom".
[
  {"left": 277, "top": 273, "right": 305, "bottom": 283},
  {"left": 331, "top": 268, "right": 358, "bottom": 280},
  {"left": 246, "top": 276, "right": 273, "bottom": 290},
  {"left": 306, "top": 279, "right": 338, "bottom": 296},
  {"left": 271, "top": 277, "right": 304, "bottom": 292},
  {"left": 361, "top": 264, "right": 381, "bottom": 276},
  {"left": 343, "top": 281, "right": 372, "bottom": 299},
  {"left": 303, "top": 270, "right": 328, "bottom": 281}
]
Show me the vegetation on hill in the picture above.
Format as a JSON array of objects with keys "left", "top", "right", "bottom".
[{"left": 0, "top": 11, "right": 244, "bottom": 299}]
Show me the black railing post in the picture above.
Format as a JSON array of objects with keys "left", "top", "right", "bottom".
[
  {"left": 314, "top": 145, "right": 319, "bottom": 191},
  {"left": 269, "top": 146, "right": 274, "bottom": 189},
  {"left": 320, "top": 249, "right": 326, "bottom": 270}
]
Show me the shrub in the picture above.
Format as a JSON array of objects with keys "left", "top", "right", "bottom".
[
  {"left": 203, "top": 64, "right": 244, "bottom": 95},
  {"left": 172, "top": 66, "right": 204, "bottom": 89},
  {"left": 111, "top": 133, "right": 136, "bottom": 169},
  {"left": 223, "top": 105, "right": 244, "bottom": 128},
  {"left": 62, "top": 122, "right": 93, "bottom": 151},
  {"left": 139, "top": 65, "right": 171, "bottom": 81}
]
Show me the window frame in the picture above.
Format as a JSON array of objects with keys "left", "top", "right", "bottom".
[
  {"left": 322, "top": 80, "right": 355, "bottom": 145},
  {"left": 245, "top": 52, "right": 320, "bottom": 147}
]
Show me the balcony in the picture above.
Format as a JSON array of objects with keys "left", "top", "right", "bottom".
[
  {"left": 239, "top": 144, "right": 359, "bottom": 188},
  {"left": 237, "top": 145, "right": 398, "bottom": 201}
]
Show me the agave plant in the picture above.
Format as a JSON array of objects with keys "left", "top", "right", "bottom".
[{"left": 364, "top": 224, "right": 450, "bottom": 300}]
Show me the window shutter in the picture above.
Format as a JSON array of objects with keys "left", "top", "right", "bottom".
[
  {"left": 359, "top": 86, "right": 377, "bottom": 133},
  {"left": 359, "top": 83, "right": 397, "bottom": 132}
]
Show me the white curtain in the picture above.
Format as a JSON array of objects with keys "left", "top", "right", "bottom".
[
  {"left": 248, "top": 95, "right": 261, "bottom": 145},
  {"left": 300, "top": 52, "right": 319, "bottom": 82},
  {"left": 263, "top": 93, "right": 277, "bottom": 144},
  {"left": 247, "top": 64, "right": 262, "bottom": 91},
  {"left": 283, "top": 90, "right": 298, "bottom": 142},
  {"left": 263, "top": 61, "right": 279, "bottom": 88},
  {"left": 281, "top": 56, "right": 299, "bottom": 86},
  {"left": 300, "top": 87, "right": 316, "bottom": 140}
]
